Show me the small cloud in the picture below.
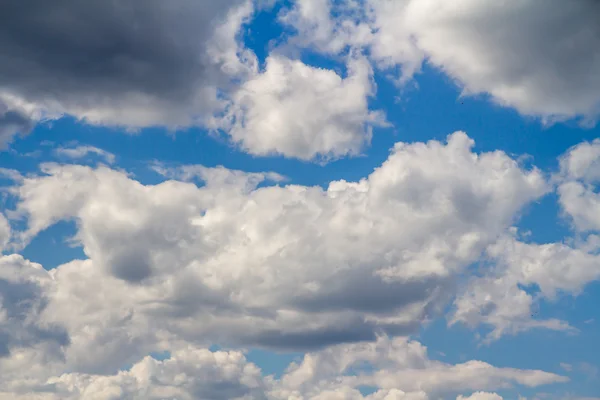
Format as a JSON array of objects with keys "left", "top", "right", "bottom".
[
  {"left": 54, "top": 145, "right": 115, "bottom": 164},
  {"left": 560, "top": 363, "right": 573, "bottom": 372},
  {"left": 578, "top": 362, "right": 599, "bottom": 380}
]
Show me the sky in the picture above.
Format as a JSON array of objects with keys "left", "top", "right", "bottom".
[{"left": 0, "top": 1, "right": 599, "bottom": 399}]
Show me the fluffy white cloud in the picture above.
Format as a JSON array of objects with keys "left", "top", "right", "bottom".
[
  {"left": 285, "top": 0, "right": 600, "bottom": 122},
  {"left": 0, "top": 291, "right": 567, "bottom": 400},
  {"left": 218, "top": 55, "right": 386, "bottom": 160},
  {"left": 280, "top": 0, "right": 373, "bottom": 55},
  {"left": 450, "top": 138, "right": 600, "bottom": 340},
  {"left": 0, "top": 255, "right": 69, "bottom": 388},
  {"left": 7, "top": 132, "right": 547, "bottom": 371},
  {"left": 276, "top": 336, "right": 564, "bottom": 399},
  {"left": 0, "top": 340, "right": 268, "bottom": 400},
  {"left": 557, "top": 139, "right": 600, "bottom": 232},
  {"left": 451, "top": 231, "right": 600, "bottom": 341}
]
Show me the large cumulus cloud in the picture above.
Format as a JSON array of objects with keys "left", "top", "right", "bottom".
[{"left": 1, "top": 132, "right": 548, "bottom": 377}]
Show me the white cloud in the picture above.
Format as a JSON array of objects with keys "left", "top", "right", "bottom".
[
  {"left": 557, "top": 139, "right": 600, "bottom": 232},
  {"left": 280, "top": 0, "right": 373, "bottom": 55},
  {"left": 284, "top": 0, "right": 600, "bottom": 122},
  {"left": 450, "top": 138, "right": 600, "bottom": 340},
  {"left": 54, "top": 145, "right": 116, "bottom": 165},
  {"left": 276, "top": 337, "right": 565, "bottom": 398},
  {"left": 0, "top": 213, "right": 9, "bottom": 251},
  {"left": 0, "top": 292, "right": 567, "bottom": 399},
  {"left": 457, "top": 393, "right": 503, "bottom": 400},
  {"left": 451, "top": 232, "right": 600, "bottom": 341},
  {"left": 219, "top": 54, "right": 387, "bottom": 160},
  {"left": 7, "top": 132, "right": 546, "bottom": 372}
]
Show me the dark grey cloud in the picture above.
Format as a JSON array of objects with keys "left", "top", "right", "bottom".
[
  {"left": 0, "top": 104, "right": 36, "bottom": 148},
  {"left": 0, "top": 0, "right": 249, "bottom": 130}
]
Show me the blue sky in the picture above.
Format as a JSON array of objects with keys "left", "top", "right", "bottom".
[{"left": 0, "top": 1, "right": 599, "bottom": 399}]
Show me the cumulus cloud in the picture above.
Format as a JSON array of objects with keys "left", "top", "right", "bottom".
[
  {"left": 285, "top": 0, "right": 600, "bottom": 122},
  {"left": 6, "top": 132, "right": 547, "bottom": 371},
  {"left": 451, "top": 231, "right": 600, "bottom": 341},
  {"left": 0, "top": 255, "right": 69, "bottom": 387},
  {"left": 0, "top": 292, "right": 567, "bottom": 400},
  {"left": 275, "top": 336, "right": 564, "bottom": 399},
  {"left": 218, "top": 54, "right": 387, "bottom": 160},
  {"left": 557, "top": 139, "right": 600, "bottom": 232},
  {"left": 0, "top": 1, "right": 388, "bottom": 162},
  {"left": 449, "top": 138, "right": 600, "bottom": 340},
  {"left": 0, "top": 0, "right": 255, "bottom": 132}
]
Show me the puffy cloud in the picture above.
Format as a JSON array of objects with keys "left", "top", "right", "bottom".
[
  {"left": 451, "top": 232, "right": 600, "bottom": 340},
  {"left": 285, "top": 0, "right": 600, "bottom": 122},
  {"left": 0, "top": 255, "right": 69, "bottom": 387},
  {"left": 47, "top": 348, "right": 268, "bottom": 400},
  {"left": 558, "top": 139, "right": 600, "bottom": 184},
  {"left": 0, "top": 344, "right": 268, "bottom": 400},
  {"left": 557, "top": 139, "right": 600, "bottom": 232},
  {"left": 0, "top": 0, "right": 255, "bottom": 132},
  {"left": 280, "top": 0, "right": 373, "bottom": 55},
  {"left": 218, "top": 55, "right": 386, "bottom": 160},
  {"left": 54, "top": 145, "right": 116, "bottom": 165},
  {"left": 451, "top": 139, "right": 600, "bottom": 340},
  {"left": 0, "top": 0, "right": 387, "bottom": 162},
  {"left": 8, "top": 132, "right": 546, "bottom": 369},
  {"left": 0, "top": 315, "right": 566, "bottom": 399},
  {"left": 276, "top": 337, "right": 565, "bottom": 398}
]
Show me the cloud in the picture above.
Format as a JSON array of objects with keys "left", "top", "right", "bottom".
[
  {"left": 0, "top": 0, "right": 255, "bottom": 131},
  {"left": 152, "top": 163, "right": 286, "bottom": 188},
  {"left": 457, "top": 393, "right": 503, "bottom": 400},
  {"left": 557, "top": 139, "right": 600, "bottom": 232},
  {"left": 0, "top": 255, "right": 70, "bottom": 387},
  {"left": 0, "top": 213, "right": 9, "bottom": 251},
  {"left": 451, "top": 231, "right": 600, "bottom": 341},
  {"left": 449, "top": 138, "right": 600, "bottom": 340},
  {"left": 0, "top": 102, "right": 36, "bottom": 149},
  {"left": 275, "top": 337, "right": 565, "bottom": 398},
  {"left": 7, "top": 132, "right": 546, "bottom": 371},
  {"left": 218, "top": 54, "right": 387, "bottom": 161},
  {"left": 284, "top": 0, "right": 600, "bottom": 122},
  {"left": 0, "top": 1, "right": 386, "bottom": 162},
  {"left": 54, "top": 145, "right": 116, "bottom": 165},
  {"left": 0, "top": 304, "right": 567, "bottom": 400}
]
